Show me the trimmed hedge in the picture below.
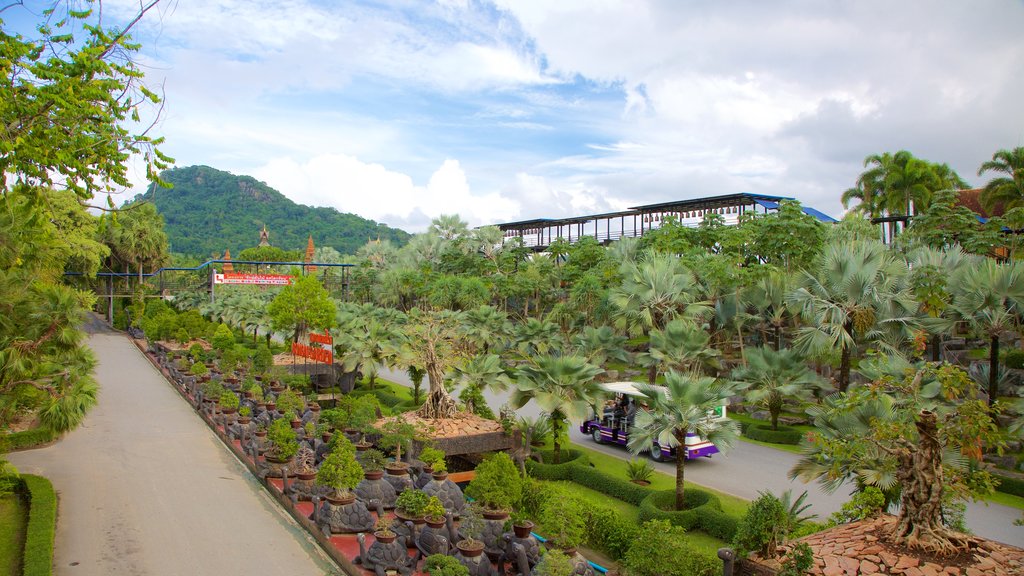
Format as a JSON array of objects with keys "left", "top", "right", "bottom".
[
  {"left": 638, "top": 489, "right": 739, "bottom": 541},
  {"left": 743, "top": 424, "right": 803, "bottom": 445},
  {"left": 994, "top": 474, "right": 1024, "bottom": 498},
  {"left": 525, "top": 450, "right": 589, "bottom": 480},
  {"left": 566, "top": 463, "right": 653, "bottom": 506},
  {"left": 1, "top": 428, "right": 58, "bottom": 451},
  {"left": 21, "top": 474, "right": 57, "bottom": 576}
]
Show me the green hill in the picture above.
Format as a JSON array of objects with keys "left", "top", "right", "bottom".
[{"left": 137, "top": 165, "right": 411, "bottom": 257}]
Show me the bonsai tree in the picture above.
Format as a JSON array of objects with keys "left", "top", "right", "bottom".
[
  {"left": 374, "top": 516, "right": 395, "bottom": 538},
  {"left": 465, "top": 452, "right": 522, "bottom": 512},
  {"left": 419, "top": 446, "right": 446, "bottom": 470},
  {"left": 378, "top": 419, "right": 416, "bottom": 466},
  {"left": 275, "top": 388, "right": 304, "bottom": 416},
  {"left": 211, "top": 323, "right": 235, "bottom": 356},
  {"left": 534, "top": 549, "right": 574, "bottom": 576},
  {"left": 424, "top": 554, "right": 469, "bottom": 576},
  {"left": 218, "top": 391, "right": 240, "bottom": 412},
  {"left": 238, "top": 406, "right": 252, "bottom": 419},
  {"left": 537, "top": 496, "right": 586, "bottom": 550},
  {"left": 190, "top": 362, "right": 209, "bottom": 378},
  {"left": 253, "top": 343, "right": 274, "bottom": 374},
  {"left": 189, "top": 343, "right": 205, "bottom": 362},
  {"left": 267, "top": 418, "right": 299, "bottom": 461},
  {"left": 201, "top": 380, "right": 225, "bottom": 399},
  {"left": 175, "top": 327, "right": 190, "bottom": 345},
  {"left": 317, "top": 442, "right": 364, "bottom": 500},
  {"left": 360, "top": 448, "right": 387, "bottom": 473},
  {"left": 423, "top": 496, "right": 446, "bottom": 523},
  {"left": 395, "top": 489, "right": 431, "bottom": 519}
]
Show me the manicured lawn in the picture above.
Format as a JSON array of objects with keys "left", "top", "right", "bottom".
[
  {"left": 986, "top": 489, "right": 1024, "bottom": 511},
  {"left": 0, "top": 492, "right": 27, "bottom": 576},
  {"left": 729, "top": 412, "right": 811, "bottom": 455}
]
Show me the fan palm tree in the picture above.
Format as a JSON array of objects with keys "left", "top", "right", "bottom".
[
  {"left": 948, "top": 258, "right": 1024, "bottom": 406},
  {"left": 978, "top": 146, "right": 1024, "bottom": 213},
  {"left": 609, "top": 253, "right": 710, "bottom": 338},
  {"left": 511, "top": 355, "right": 603, "bottom": 464},
  {"left": 627, "top": 372, "right": 739, "bottom": 509},
  {"left": 730, "top": 347, "right": 829, "bottom": 430},
  {"left": 907, "top": 246, "right": 976, "bottom": 361},
  {"left": 512, "top": 317, "right": 563, "bottom": 359},
  {"left": 787, "top": 240, "right": 916, "bottom": 392},
  {"left": 429, "top": 213, "right": 470, "bottom": 240},
  {"left": 571, "top": 325, "right": 630, "bottom": 368},
  {"left": 744, "top": 269, "right": 795, "bottom": 350},
  {"left": 463, "top": 305, "right": 510, "bottom": 355},
  {"left": 453, "top": 353, "right": 511, "bottom": 413},
  {"left": 638, "top": 319, "right": 720, "bottom": 383}
]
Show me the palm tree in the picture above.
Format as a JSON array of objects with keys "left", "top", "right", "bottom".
[
  {"left": 948, "top": 258, "right": 1024, "bottom": 406},
  {"left": 571, "top": 325, "right": 630, "bottom": 368},
  {"left": 338, "top": 317, "right": 403, "bottom": 389},
  {"left": 463, "top": 305, "right": 510, "bottom": 355},
  {"left": 429, "top": 213, "right": 469, "bottom": 240},
  {"left": 978, "top": 147, "right": 1024, "bottom": 213},
  {"left": 730, "top": 347, "right": 829, "bottom": 430},
  {"left": 907, "top": 246, "right": 975, "bottom": 361},
  {"left": 744, "top": 269, "right": 795, "bottom": 350},
  {"left": 609, "top": 253, "right": 710, "bottom": 338},
  {"left": 787, "top": 240, "right": 916, "bottom": 392},
  {"left": 453, "top": 353, "right": 511, "bottom": 414},
  {"left": 511, "top": 355, "right": 603, "bottom": 464},
  {"left": 626, "top": 372, "right": 739, "bottom": 510},
  {"left": 512, "top": 317, "right": 563, "bottom": 359},
  {"left": 638, "top": 319, "right": 720, "bottom": 383}
]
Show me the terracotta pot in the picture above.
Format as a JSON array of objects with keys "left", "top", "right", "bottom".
[
  {"left": 309, "top": 404, "right": 320, "bottom": 411},
  {"left": 364, "top": 470, "right": 384, "bottom": 481},
  {"left": 373, "top": 531, "right": 397, "bottom": 545},
  {"left": 321, "top": 432, "right": 332, "bottom": 443},
  {"left": 355, "top": 442, "right": 372, "bottom": 451},
  {"left": 243, "top": 391, "right": 254, "bottom": 399},
  {"left": 222, "top": 407, "right": 237, "bottom": 415},
  {"left": 325, "top": 493, "right": 356, "bottom": 506},
  {"left": 238, "top": 417, "right": 251, "bottom": 425},
  {"left": 290, "top": 419, "right": 302, "bottom": 429},
  {"left": 386, "top": 463, "right": 409, "bottom": 476},
  {"left": 425, "top": 516, "right": 446, "bottom": 529},
  {"left": 513, "top": 522, "right": 534, "bottom": 538},
  {"left": 394, "top": 509, "right": 425, "bottom": 525},
  {"left": 296, "top": 471, "right": 317, "bottom": 481},
  {"left": 265, "top": 402, "right": 276, "bottom": 412},
  {"left": 255, "top": 430, "right": 267, "bottom": 438},
  {"left": 431, "top": 471, "right": 449, "bottom": 481},
  {"left": 482, "top": 509, "right": 509, "bottom": 520},
  {"left": 456, "top": 539, "right": 484, "bottom": 557}
]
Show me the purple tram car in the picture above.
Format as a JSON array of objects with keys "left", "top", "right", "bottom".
[{"left": 580, "top": 381, "right": 727, "bottom": 461}]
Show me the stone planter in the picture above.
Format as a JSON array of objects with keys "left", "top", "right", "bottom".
[
  {"left": 355, "top": 472, "right": 397, "bottom": 508},
  {"left": 417, "top": 515, "right": 454, "bottom": 556},
  {"left": 384, "top": 465, "right": 413, "bottom": 494},
  {"left": 315, "top": 494, "right": 374, "bottom": 534},
  {"left": 262, "top": 454, "right": 296, "bottom": 478},
  {"left": 422, "top": 474, "right": 465, "bottom": 517}
]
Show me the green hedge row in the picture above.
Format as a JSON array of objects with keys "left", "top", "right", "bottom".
[
  {"left": 525, "top": 450, "right": 589, "bottom": 480},
  {"left": 565, "top": 462, "right": 653, "bottom": 506},
  {"left": 21, "top": 474, "right": 57, "bottom": 576},
  {"left": 742, "top": 424, "right": 803, "bottom": 445},
  {"left": 638, "top": 489, "right": 739, "bottom": 541},
  {"left": 994, "top": 474, "right": 1024, "bottom": 498},
  {"left": 1, "top": 428, "right": 57, "bottom": 451}
]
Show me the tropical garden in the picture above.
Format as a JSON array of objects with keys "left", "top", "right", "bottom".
[{"left": 3, "top": 0, "right": 1024, "bottom": 572}]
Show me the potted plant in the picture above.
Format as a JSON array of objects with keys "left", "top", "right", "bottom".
[
  {"left": 266, "top": 414, "right": 299, "bottom": 459},
  {"left": 423, "top": 496, "right": 447, "bottom": 528},
  {"left": 276, "top": 388, "right": 304, "bottom": 417},
  {"left": 464, "top": 452, "right": 522, "bottom": 518},
  {"left": 374, "top": 516, "right": 397, "bottom": 543},
  {"left": 254, "top": 421, "right": 268, "bottom": 439},
  {"left": 238, "top": 406, "right": 252, "bottom": 425},
  {"left": 218, "top": 391, "right": 240, "bottom": 414},
  {"left": 508, "top": 510, "right": 534, "bottom": 539},
  {"left": 430, "top": 459, "right": 448, "bottom": 480},
  {"left": 419, "top": 446, "right": 446, "bottom": 474},
  {"left": 317, "top": 445, "right": 364, "bottom": 504},
  {"left": 283, "top": 411, "right": 301, "bottom": 429},
  {"left": 533, "top": 549, "right": 574, "bottom": 576},
  {"left": 424, "top": 554, "right": 469, "bottom": 576},
  {"left": 378, "top": 419, "right": 416, "bottom": 471},
  {"left": 360, "top": 448, "right": 387, "bottom": 480},
  {"left": 395, "top": 489, "right": 430, "bottom": 523},
  {"left": 455, "top": 506, "right": 485, "bottom": 557},
  {"left": 190, "top": 361, "right": 210, "bottom": 382},
  {"left": 537, "top": 497, "right": 586, "bottom": 554}
]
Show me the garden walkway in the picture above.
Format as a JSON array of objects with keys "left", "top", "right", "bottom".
[{"left": 9, "top": 316, "right": 340, "bottom": 576}]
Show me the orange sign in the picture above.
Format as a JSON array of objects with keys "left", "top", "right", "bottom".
[
  {"left": 309, "top": 331, "right": 333, "bottom": 346},
  {"left": 214, "top": 273, "right": 293, "bottom": 286},
  {"left": 292, "top": 342, "right": 333, "bottom": 364}
]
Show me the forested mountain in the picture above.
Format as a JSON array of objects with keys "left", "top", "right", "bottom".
[{"left": 136, "top": 165, "right": 411, "bottom": 257}]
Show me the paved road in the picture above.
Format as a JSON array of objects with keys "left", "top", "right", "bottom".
[
  {"left": 380, "top": 367, "right": 1023, "bottom": 546},
  {"left": 10, "top": 318, "right": 339, "bottom": 576}
]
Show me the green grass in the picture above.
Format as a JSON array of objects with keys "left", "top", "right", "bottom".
[
  {"left": 729, "top": 413, "right": 810, "bottom": 455},
  {"left": 569, "top": 441, "right": 749, "bottom": 518},
  {"left": 0, "top": 492, "right": 27, "bottom": 576},
  {"left": 985, "top": 489, "right": 1024, "bottom": 511}
]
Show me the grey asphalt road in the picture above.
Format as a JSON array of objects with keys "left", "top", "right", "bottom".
[
  {"left": 379, "top": 367, "right": 1023, "bottom": 547},
  {"left": 9, "top": 319, "right": 340, "bottom": 576}
]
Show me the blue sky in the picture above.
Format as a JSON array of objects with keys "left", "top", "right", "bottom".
[{"left": 18, "top": 0, "right": 1024, "bottom": 232}]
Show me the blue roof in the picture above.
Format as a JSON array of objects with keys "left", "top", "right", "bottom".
[{"left": 752, "top": 198, "right": 837, "bottom": 223}]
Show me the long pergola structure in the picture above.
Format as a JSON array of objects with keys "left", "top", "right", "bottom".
[{"left": 493, "top": 192, "right": 836, "bottom": 250}]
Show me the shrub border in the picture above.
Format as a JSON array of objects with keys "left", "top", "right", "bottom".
[
  {"left": 1, "top": 428, "right": 59, "bottom": 452},
  {"left": 993, "top": 473, "right": 1024, "bottom": 498},
  {"left": 742, "top": 423, "right": 803, "bottom": 445},
  {"left": 18, "top": 474, "right": 57, "bottom": 576}
]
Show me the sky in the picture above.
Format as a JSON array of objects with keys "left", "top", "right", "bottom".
[{"left": 25, "top": 0, "right": 1024, "bottom": 232}]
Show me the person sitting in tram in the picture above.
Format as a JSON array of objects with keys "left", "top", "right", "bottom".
[{"left": 601, "top": 399, "right": 617, "bottom": 426}]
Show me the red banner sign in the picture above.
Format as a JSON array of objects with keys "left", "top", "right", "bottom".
[
  {"left": 214, "top": 273, "right": 293, "bottom": 286},
  {"left": 292, "top": 342, "right": 333, "bottom": 364},
  {"left": 309, "top": 331, "right": 333, "bottom": 346}
]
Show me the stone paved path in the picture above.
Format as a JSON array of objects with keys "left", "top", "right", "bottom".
[{"left": 10, "top": 318, "right": 339, "bottom": 576}]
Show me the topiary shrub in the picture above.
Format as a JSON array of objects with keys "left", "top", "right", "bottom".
[
  {"left": 994, "top": 474, "right": 1024, "bottom": 498},
  {"left": 524, "top": 449, "right": 588, "bottom": 480},
  {"left": 567, "top": 462, "right": 652, "bottom": 506},
  {"left": 637, "top": 489, "right": 737, "bottom": 541},
  {"left": 743, "top": 424, "right": 804, "bottom": 445},
  {"left": 253, "top": 344, "right": 274, "bottom": 374},
  {"left": 465, "top": 452, "right": 523, "bottom": 511},
  {"left": 317, "top": 443, "right": 364, "bottom": 499},
  {"left": 733, "top": 491, "right": 788, "bottom": 557},
  {"left": 275, "top": 388, "right": 304, "bottom": 416},
  {"left": 218, "top": 391, "right": 240, "bottom": 411},
  {"left": 622, "top": 520, "right": 718, "bottom": 576},
  {"left": 190, "top": 362, "right": 209, "bottom": 377},
  {"left": 267, "top": 418, "right": 299, "bottom": 461},
  {"left": 21, "top": 474, "right": 57, "bottom": 576},
  {"left": 211, "top": 323, "right": 235, "bottom": 355}
]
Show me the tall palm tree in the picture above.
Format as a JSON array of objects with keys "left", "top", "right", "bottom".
[
  {"left": 627, "top": 372, "right": 739, "bottom": 510},
  {"left": 978, "top": 147, "right": 1024, "bottom": 213},
  {"left": 638, "top": 319, "right": 720, "bottom": 383},
  {"left": 744, "top": 269, "right": 795, "bottom": 350},
  {"left": 948, "top": 258, "right": 1024, "bottom": 406},
  {"left": 907, "top": 246, "right": 976, "bottom": 361},
  {"left": 511, "top": 355, "right": 603, "bottom": 464},
  {"left": 571, "top": 325, "right": 630, "bottom": 368},
  {"left": 787, "top": 240, "right": 916, "bottom": 392},
  {"left": 429, "top": 213, "right": 470, "bottom": 240},
  {"left": 730, "top": 347, "right": 829, "bottom": 430},
  {"left": 452, "top": 353, "right": 510, "bottom": 413},
  {"left": 512, "top": 317, "right": 563, "bottom": 359},
  {"left": 847, "top": 151, "right": 966, "bottom": 220},
  {"left": 463, "top": 305, "right": 510, "bottom": 355},
  {"left": 609, "top": 253, "right": 710, "bottom": 338}
]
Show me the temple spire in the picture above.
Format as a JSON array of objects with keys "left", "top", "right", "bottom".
[
  {"left": 304, "top": 235, "right": 317, "bottom": 272},
  {"left": 258, "top": 224, "right": 270, "bottom": 247}
]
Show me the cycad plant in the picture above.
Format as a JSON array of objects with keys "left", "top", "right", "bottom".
[{"left": 730, "top": 347, "right": 828, "bottom": 430}]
